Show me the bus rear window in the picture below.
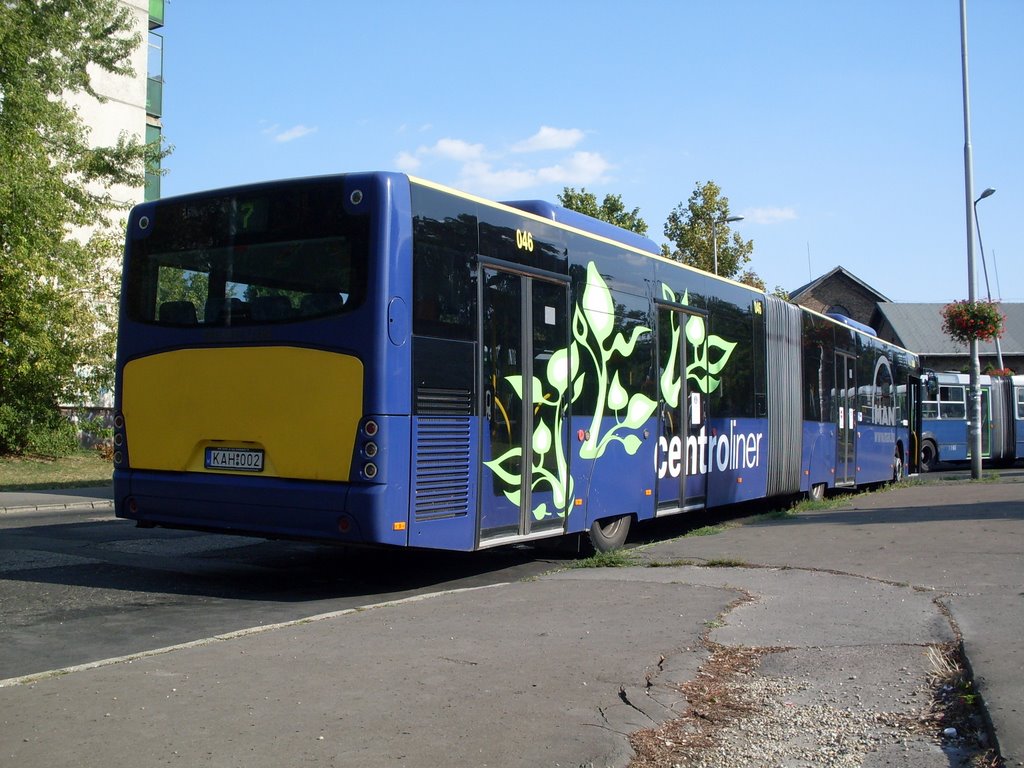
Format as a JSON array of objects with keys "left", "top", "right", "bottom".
[{"left": 126, "top": 181, "right": 368, "bottom": 326}]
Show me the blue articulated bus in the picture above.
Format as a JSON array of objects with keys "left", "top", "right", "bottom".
[
  {"left": 113, "top": 172, "right": 921, "bottom": 551},
  {"left": 918, "top": 371, "right": 1023, "bottom": 470}
]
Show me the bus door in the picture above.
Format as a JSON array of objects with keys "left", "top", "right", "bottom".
[
  {"left": 655, "top": 306, "right": 707, "bottom": 512},
  {"left": 907, "top": 373, "right": 922, "bottom": 474},
  {"left": 479, "top": 266, "right": 570, "bottom": 544},
  {"left": 836, "top": 352, "right": 856, "bottom": 485},
  {"left": 969, "top": 386, "right": 993, "bottom": 459}
]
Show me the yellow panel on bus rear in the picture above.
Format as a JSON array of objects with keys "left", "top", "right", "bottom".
[{"left": 122, "top": 347, "right": 363, "bottom": 481}]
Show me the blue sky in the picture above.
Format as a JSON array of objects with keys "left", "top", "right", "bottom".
[{"left": 157, "top": 1, "right": 1023, "bottom": 302}]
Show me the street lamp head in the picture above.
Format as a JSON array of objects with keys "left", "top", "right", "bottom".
[
  {"left": 725, "top": 215, "right": 744, "bottom": 223},
  {"left": 976, "top": 187, "right": 996, "bottom": 203}
]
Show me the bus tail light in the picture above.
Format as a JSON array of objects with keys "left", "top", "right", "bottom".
[
  {"left": 112, "top": 412, "right": 128, "bottom": 467},
  {"left": 356, "top": 417, "right": 384, "bottom": 482}
]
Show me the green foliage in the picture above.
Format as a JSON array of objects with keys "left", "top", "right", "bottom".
[
  {"left": 557, "top": 187, "right": 649, "bottom": 235},
  {"left": 571, "top": 549, "right": 640, "bottom": 568},
  {"left": 0, "top": 0, "right": 147, "bottom": 455},
  {"left": 662, "top": 181, "right": 754, "bottom": 279},
  {"left": 0, "top": 449, "right": 113, "bottom": 490},
  {"left": 737, "top": 269, "right": 766, "bottom": 290}
]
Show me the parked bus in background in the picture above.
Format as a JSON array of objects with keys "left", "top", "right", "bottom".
[
  {"left": 918, "top": 371, "right": 1022, "bottom": 470},
  {"left": 113, "top": 173, "right": 921, "bottom": 552}
]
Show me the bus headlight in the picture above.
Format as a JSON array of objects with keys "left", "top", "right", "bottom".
[
  {"left": 364, "top": 441, "right": 378, "bottom": 458},
  {"left": 363, "top": 462, "right": 378, "bottom": 479}
]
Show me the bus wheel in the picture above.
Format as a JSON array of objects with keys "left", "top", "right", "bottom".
[
  {"left": 808, "top": 483, "right": 826, "bottom": 502},
  {"left": 891, "top": 449, "right": 904, "bottom": 483},
  {"left": 919, "top": 440, "right": 937, "bottom": 473},
  {"left": 588, "top": 515, "right": 632, "bottom": 552}
]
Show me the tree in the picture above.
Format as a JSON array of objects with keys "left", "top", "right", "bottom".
[
  {"left": 737, "top": 269, "right": 766, "bottom": 291},
  {"left": 557, "top": 187, "right": 649, "bottom": 236},
  {"left": 0, "top": 0, "right": 150, "bottom": 455},
  {"left": 662, "top": 181, "right": 754, "bottom": 279}
]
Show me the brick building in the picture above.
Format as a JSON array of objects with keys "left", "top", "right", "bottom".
[{"left": 789, "top": 266, "right": 1022, "bottom": 375}]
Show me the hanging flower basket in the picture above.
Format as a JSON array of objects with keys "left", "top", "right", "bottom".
[{"left": 941, "top": 300, "right": 1005, "bottom": 345}]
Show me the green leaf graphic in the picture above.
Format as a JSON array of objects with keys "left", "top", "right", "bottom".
[
  {"left": 582, "top": 262, "right": 615, "bottom": 342},
  {"left": 483, "top": 447, "right": 522, "bottom": 485},
  {"left": 706, "top": 335, "right": 736, "bottom": 376},
  {"left": 621, "top": 434, "right": 643, "bottom": 455},
  {"left": 623, "top": 393, "right": 658, "bottom": 430},
  {"left": 533, "top": 419, "right": 552, "bottom": 454},
  {"left": 608, "top": 371, "right": 629, "bottom": 411}
]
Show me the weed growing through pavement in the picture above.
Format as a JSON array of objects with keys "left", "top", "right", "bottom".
[
  {"left": 570, "top": 550, "right": 640, "bottom": 569},
  {"left": 925, "top": 642, "right": 1005, "bottom": 767},
  {"left": 686, "top": 524, "right": 731, "bottom": 537},
  {"left": 704, "top": 558, "right": 747, "bottom": 568}
]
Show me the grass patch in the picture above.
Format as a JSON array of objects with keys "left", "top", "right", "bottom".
[
  {"left": 747, "top": 508, "right": 799, "bottom": 523},
  {"left": 571, "top": 549, "right": 640, "bottom": 568},
  {"left": 0, "top": 450, "right": 112, "bottom": 491},
  {"left": 686, "top": 523, "right": 731, "bottom": 537},
  {"left": 646, "top": 558, "right": 701, "bottom": 568},
  {"left": 939, "top": 471, "right": 999, "bottom": 483}
]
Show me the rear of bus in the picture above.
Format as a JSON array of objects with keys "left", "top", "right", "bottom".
[{"left": 113, "top": 173, "right": 415, "bottom": 546}]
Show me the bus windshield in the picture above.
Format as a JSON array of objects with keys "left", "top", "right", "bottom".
[{"left": 125, "top": 180, "right": 369, "bottom": 326}]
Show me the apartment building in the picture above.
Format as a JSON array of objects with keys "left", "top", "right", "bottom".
[{"left": 62, "top": 0, "right": 165, "bottom": 212}]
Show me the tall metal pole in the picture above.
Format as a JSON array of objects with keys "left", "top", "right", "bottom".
[
  {"left": 960, "top": 0, "right": 983, "bottom": 479},
  {"left": 712, "top": 219, "right": 719, "bottom": 275},
  {"left": 974, "top": 189, "right": 1004, "bottom": 370},
  {"left": 711, "top": 215, "right": 743, "bottom": 276}
]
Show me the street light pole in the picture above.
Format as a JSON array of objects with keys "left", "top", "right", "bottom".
[
  {"left": 711, "top": 215, "right": 744, "bottom": 275},
  {"left": 960, "top": 0, "right": 982, "bottom": 480},
  {"left": 973, "top": 187, "right": 1004, "bottom": 370}
]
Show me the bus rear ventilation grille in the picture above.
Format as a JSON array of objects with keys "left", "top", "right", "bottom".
[
  {"left": 416, "top": 387, "right": 473, "bottom": 416},
  {"left": 413, "top": 417, "right": 472, "bottom": 521}
]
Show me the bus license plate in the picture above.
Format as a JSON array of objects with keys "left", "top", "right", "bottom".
[{"left": 205, "top": 447, "right": 264, "bottom": 472}]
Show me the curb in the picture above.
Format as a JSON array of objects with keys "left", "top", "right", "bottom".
[{"left": 0, "top": 499, "right": 114, "bottom": 515}]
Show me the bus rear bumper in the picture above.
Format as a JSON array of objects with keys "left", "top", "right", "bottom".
[{"left": 114, "top": 469, "right": 408, "bottom": 546}]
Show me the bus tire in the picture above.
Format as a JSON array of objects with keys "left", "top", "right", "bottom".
[
  {"left": 588, "top": 514, "right": 632, "bottom": 552},
  {"left": 919, "top": 440, "right": 937, "bottom": 473},
  {"left": 808, "top": 483, "right": 826, "bottom": 502},
  {"left": 892, "top": 447, "right": 904, "bottom": 483}
]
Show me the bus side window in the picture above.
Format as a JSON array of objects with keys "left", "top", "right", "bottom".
[{"left": 938, "top": 385, "right": 966, "bottom": 420}]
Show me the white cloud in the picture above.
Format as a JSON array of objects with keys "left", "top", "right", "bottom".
[
  {"left": 745, "top": 206, "right": 798, "bottom": 225},
  {"left": 429, "top": 138, "right": 486, "bottom": 162},
  {"left": 511, "top": 126, "right": 585, "bottom": 153},
  {"left": 273, "top": 124, "right": 318, "bottom": 143},
  {"left": 394, "top": 127, "right": 611, "bottom": 197},
  {"left": 536, "top": 151, "right": 611, "bottom": 185},
  {"left": 456, "top": 162, "right": 539, "bottom": 197},
  {"left": 394, "top": 151, "right": 421, "bottom": 172}
]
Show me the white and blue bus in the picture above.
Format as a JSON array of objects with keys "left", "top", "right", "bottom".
[
  {"left": 113, "top": 173, "right": 921, "bottom": 551},
  {"left": 919, "top": 371, "right": 1023, "bottom": 470}
]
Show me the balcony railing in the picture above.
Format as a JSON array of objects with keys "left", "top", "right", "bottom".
[
  {"left": 149, "top": 0, "right": 164, "bottom": 29},
  {"left": 146, "top": 77, "right": 163, "bottom": 117}
]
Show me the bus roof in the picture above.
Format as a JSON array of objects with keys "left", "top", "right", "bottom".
[{"left": 500, "top": 199, "right": 662, "bottom": 256}]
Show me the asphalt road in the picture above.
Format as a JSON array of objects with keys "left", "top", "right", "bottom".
[
  {"left": 0, "top": 508, "right": 566, "bottom": 681},
  {"left": 1, "top": 468, "right": 1021, "bottom": 767}
]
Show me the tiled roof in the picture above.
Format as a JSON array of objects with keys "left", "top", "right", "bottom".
[
  {"left": 874, "top": 302, "right": 1024, "bottom": 355},
  {"left": 790, "top": 266, "right": 892, "bottom": 303}
]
